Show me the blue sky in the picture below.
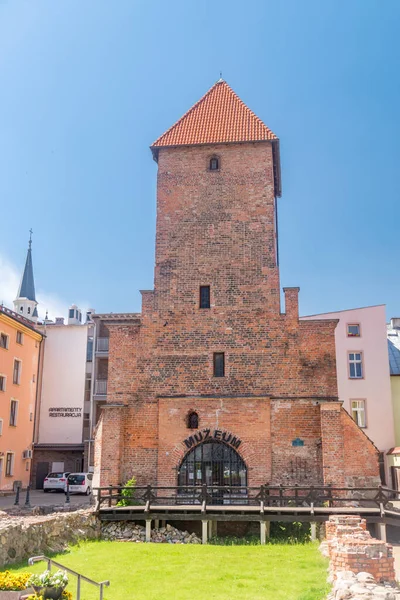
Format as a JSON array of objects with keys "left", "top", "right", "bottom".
[{"left": 0, "top": 0, "right": 399, "bottom": 319}]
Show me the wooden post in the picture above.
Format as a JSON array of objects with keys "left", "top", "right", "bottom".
[
  {"left": 208, "top": 520, "right": 213, "bottom": 539},
  {"left": 145, "top": 519, "right": 152, "bottom": 542},
  {"left": 154, "top": 519, "right": 160, "bottom": 529},
  {"left": 310, "top": 522, "right": 317, "bottom": 541},
  {"left": 260, "top": 521, "right": 266, "bottom": 545},
  {"left": 202, "top": 520, "right": 208, "bottom": 544},
  {"left": 161, "top": 520, "right": 166, "bottom": 528}
]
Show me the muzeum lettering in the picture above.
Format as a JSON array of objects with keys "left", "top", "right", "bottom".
[{"left": 184, "top": 429, "right": 241, "bottom": 450}]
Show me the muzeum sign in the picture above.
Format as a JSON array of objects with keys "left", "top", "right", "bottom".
[{"left": 183, "top": 429, "right": 242, "bottom": 450}]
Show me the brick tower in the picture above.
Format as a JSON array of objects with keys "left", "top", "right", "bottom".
[{"left": 94, "top": 80, "right": 379, "bottom": 491}]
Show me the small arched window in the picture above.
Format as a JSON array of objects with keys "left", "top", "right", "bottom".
[
  {"left": 187, "top": 411, "right": 199, "bottom": 429},
  {"left": 27, "top": 307, "right": 31, "bottom": 314},
  {"left": 209, "top": 157, "right": 219, "bottom": 171}
]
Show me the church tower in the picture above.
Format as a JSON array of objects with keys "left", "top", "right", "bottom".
[{"left": 14, "top": 231, "right": 38, "bottom": 323}]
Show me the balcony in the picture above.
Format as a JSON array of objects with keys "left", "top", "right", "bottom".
[
  {"left": 94, "top": 379, "right": 107, "bottom": 396},
  {"left": 96, "top": 337, "right": 109, "bottom": 355}
]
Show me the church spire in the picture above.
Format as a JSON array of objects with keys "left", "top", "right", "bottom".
[{"left": 14, "top": 230, "right": 38, "bottom": 322}]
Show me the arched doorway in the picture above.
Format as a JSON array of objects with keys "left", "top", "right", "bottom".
[{"left": 178, "top": 440, "right": 247, "bottom": 501}]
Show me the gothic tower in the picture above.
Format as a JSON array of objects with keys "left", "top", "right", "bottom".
[{"left": 14, "top": 231, "right": 38, "bottom": 323}]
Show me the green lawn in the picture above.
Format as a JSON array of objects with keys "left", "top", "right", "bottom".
[{"left": 8, "top": 540, "right": 330, "bottom": 600}]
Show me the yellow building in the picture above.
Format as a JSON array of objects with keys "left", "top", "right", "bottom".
[{"left": 0, "top": 237, "right": 43, "bottom": 491}]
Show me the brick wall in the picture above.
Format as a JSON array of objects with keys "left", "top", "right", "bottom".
[
  {"left": 31, "top": 450, "right": 83, "bottom": 489},
  {"left": 94, "top": 140, "right": 379, "bottom": 490},
  {"left": 326, "top": 515, "right": 396, "bottom": 584}
]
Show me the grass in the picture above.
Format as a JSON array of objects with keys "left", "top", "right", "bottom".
[{"left": 7, "top": 540, "right": 330, "bottom": 600}]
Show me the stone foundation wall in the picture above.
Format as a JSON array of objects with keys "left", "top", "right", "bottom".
[{"left": 0, "top": 509, "right": 100, "bottom": 567}]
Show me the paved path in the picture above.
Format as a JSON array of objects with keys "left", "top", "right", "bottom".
[{"left": 0, "top": 490, "right": 91, "bottom": 510}]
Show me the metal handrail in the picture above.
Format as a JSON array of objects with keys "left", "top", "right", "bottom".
[{"left": 28, "top": 555, "right": 110, "bottom": 600}]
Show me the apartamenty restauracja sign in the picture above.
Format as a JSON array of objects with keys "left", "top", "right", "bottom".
[
  {"left": 49, "top": 407, "right": 82, "bottom": 418},
  {"left": 183, "top": 429, "right": 242, "bottom": 450}
]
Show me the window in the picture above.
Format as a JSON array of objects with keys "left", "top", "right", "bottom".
[
  {"left": 187, "top": 411, "right": 199, "bottom": 429},
  {"left": 69, "top": 309, "right": 75, "bottom": 319},
  {"left": 5, "top": 452, "right": 14, "bottom": 476},
  {"left": 351, "top": 400, "right": 366, "bottom": 428},
  {"left": 379, "top": 452, "right": 386, "bottom": 486},
  {"left": 27, "top": 307, "right": 31, "bottom": 314},
  {"left": 213, "top": 352, "right": 225, "bottom": 377},
  {"left": 0, "top": 333, "right": 9, "bottom": 349},
  {"left": 10, "top": 400, "right": 18, "bottom": 426},
  {"left": 199, "top": 286, "right": 210, "bottom": 309},
  {"left": 349, "top": 352, "right": 363, "bottom": 378},
  {"left": 13, "top": 360, "right": 21, "bottom": 384},
  {"left": 86, "top": 338, "right": 93, "bottom": 362},
  {"left": 347, "top": 324, "right": 360, "bottom": 337},
  {"left": 0, "top": 419, "right": 3, "bottom": 436},
  {"left": 0, "top": 375, "right": 5, "bottom": 392},
  {"left": 209, "top": 157, "right": 219, "bottom": 171},
  {"left": 16, "top": 331, "right": 23, "bottom": 344},
  {"left": 26, "top": 461, "right": 29, "bottom": 472}
]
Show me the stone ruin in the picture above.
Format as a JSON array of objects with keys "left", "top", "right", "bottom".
[{"left": 321, "top": 515, "right": 400, "bottom": 599}]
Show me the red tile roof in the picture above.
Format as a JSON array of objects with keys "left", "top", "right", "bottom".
[{"left": 151, "top": 80, "right": 278, "bottom": 150}]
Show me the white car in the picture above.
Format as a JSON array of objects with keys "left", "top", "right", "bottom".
[
  {"left": 43, "top": 472, "right": 70, "bottom": 492},
  {"left": 67, "top": 472, "right": 93, "bottom": 495}
]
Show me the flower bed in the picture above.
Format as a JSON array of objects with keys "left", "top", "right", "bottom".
[{"left": 0, "top": 570, "right": 71, "bottom": 600}]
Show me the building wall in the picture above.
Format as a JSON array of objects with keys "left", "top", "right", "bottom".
[
  {"left": 302, "top": 306, "right": 394, "bottom": 457},
  {"left": 37, "top": 325, "right": 88, "bottom": 444},
  {"left": 0, "top": 310, "right": 42, "bottom": 490},
  {"left": 95, "top": 141, "right": 379, "bottom": 490}
]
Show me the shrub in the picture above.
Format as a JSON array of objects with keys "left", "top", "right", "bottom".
[
  {"left": 0, "top": 571, "right": 31, "bottom": 591},
  {"left": 117, "top": 476, "right": 137, "bottom": 506}
]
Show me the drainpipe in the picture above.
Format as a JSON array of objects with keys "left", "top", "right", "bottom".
[{"left": 87, "top": 318, "right": 97, "bottom": 470}]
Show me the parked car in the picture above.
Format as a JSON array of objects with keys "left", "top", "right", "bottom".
[
  {"left": 67, "top": 472, "right": 93, "bottom": 495},
  {"left": 43, "top": 472, "right": 70, "bottom": 492}
]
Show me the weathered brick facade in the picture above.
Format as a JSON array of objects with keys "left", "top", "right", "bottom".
[{"left": 94, "top": 81, "right": 379, "bottom": 491}]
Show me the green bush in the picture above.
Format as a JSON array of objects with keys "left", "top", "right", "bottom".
[
  {"left": 117, "top": 476, "right": 137, "bottom": 506},
  {"left": 270, "top": 521, "right": 311, "bottom": 543}
]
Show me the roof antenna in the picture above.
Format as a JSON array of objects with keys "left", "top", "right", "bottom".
[{"left": 218, "top": 71, "right": 223, "bottom": 83}]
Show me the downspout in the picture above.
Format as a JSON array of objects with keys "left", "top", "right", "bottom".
[
  {"left": 31, "top": 330, "right": 45, "bottom": 486},
  {"left": 87, "top": 318, "right": 97, "bottom": 469}
]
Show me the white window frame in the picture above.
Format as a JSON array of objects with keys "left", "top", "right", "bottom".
[
  {"left": 16, "top": 331, "right": 24, "bottom": 345},
  {"left": 0, "top": 332, "right": 9, "bottom": 350},
  {"left": 13, "top": 359, "right": 22, "bottom": 385},
  {"left": 5, "top": 452, "right": 14, "bottom": 477},
  {"left": 9, "top": 399, "right": 18, "bottom": 427},
  {"left": 0, "top": 374, "right": 6, "bottom": 392},
  {"left": 348, "top": 351, "right": 363, "bottom": 379},
  {"left": 351, "top": 399, "right": 367, "bottom": 428}
]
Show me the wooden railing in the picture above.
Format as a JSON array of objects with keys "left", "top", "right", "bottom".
[{"left": 94, "top": 484, "right": 400, "bottom": 511}]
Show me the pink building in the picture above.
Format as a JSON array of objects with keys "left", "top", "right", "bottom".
[{"left": 302, "top": 304, "right": 394, "bottom": 484}]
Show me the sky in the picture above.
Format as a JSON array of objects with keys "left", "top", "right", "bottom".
[{"left": 0, "top": 0, "right": 399, "bottom": 320}]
